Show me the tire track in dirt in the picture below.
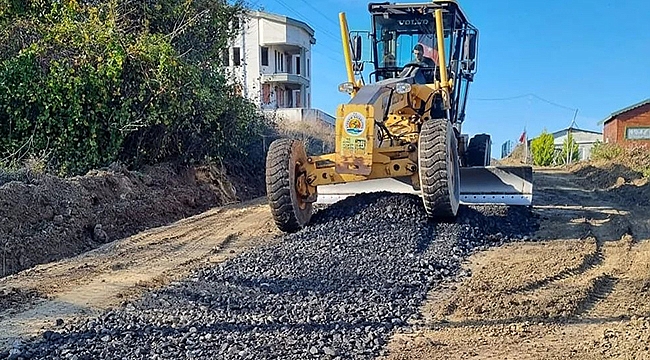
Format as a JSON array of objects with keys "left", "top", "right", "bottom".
[
  {"left": 498, "top": 172, "right": 634, "bottom": 320},
  {"left": 383, "top": 169, "right": 650, "bottom": 360},
  {"left": 575, "top": 274, "right": 619, "bottom": 316},
  {"left": 504, "top": 235, "right": 603, "bottom": 295},
  {"left": 0, "top": 199, "right": 278, "bottom": 348}
]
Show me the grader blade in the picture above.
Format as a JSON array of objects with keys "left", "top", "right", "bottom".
[
  {"left": 459, "top": 166, "right": 533, "bottom": 206},
  {"left": 315, "top": 167, "right": 533, "bottom": 206}
]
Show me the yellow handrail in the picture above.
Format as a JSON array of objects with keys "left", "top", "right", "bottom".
[
  {"left": 339, "top": 12, "right": 357, "bottom": 97},
  {"left": 434, "top": 9, "right": 449, "bottom": 87}
]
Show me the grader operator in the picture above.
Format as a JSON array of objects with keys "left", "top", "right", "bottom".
[{"left": 265, "top": 0, "right": 533, "bottom": 232}]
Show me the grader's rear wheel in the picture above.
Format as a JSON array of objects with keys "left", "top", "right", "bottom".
[
  {"left": 266, "top": 139, "right": 314, "bottom": 232},
  {"left": 466, "top": 133, "right": 492, "bottom": 167},
  {"left": 418, "top": 119, "right": 460, "bottom": 218}
]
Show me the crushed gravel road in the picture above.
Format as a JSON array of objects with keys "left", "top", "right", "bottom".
[{"left": 4, "top": 193, "right": 538, "bottom": 359}]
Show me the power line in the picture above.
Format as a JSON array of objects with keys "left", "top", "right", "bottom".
[
  {"left": 472, "top": 93, "right": 577, "bottom": 112},
  {"left": 471, "top": 94, "right": 531, "bottom": 101},
  {"left": 529, "top": 94, "right": 577, "bottom": 112},
  {"left": 295, "top": 0, "right": 340, "bottom": 27},
  {"left": 313, "top": 48, "right": 342, "bottom": 64},
  {"left": 272, "top": 0, "right": 342, "bottom": 47}
]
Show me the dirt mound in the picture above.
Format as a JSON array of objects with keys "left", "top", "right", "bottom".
[
  {"left": 569, "top": 163, "right": 649, "bottom": 207},
  {"left": 571, "top": 163, "right": 643, "bottom": 189},
  {"left": 0, "top": 163, "right": 261, "bottom": 279},
  {"left": 496, "top": 144, "right": 527, "bottom": 166}
]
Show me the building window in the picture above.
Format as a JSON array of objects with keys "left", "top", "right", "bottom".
[
  {"left": 307, "top": 59, "right": 310, "bottom": 77},
  {"left": 277, "top": 87, "right": 285, "bottom": 107},
  {"left": 261, "top": 47, "right": 269, "bottom": 66},
  {"left": 262, "top": 84, "right": 271, "bottom": 104},
  {"left": 233, "top": 47, "right": 241, "bottom": 66},
  {"left": 275, "top": 51, "right": 284, "bottom": 73},
  {"left": 295, "top": 56, "right": 301, "bottom": 75},
  {"left": 294, "top": 90, "right": 301, "bottom": 107},
  {"left": 222, "top": 48, "right": 229, "bottom": 66}
]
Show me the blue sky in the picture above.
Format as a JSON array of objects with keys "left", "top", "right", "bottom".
[{"left": 252, "top": 0, "right": 650, "bottom": 155}]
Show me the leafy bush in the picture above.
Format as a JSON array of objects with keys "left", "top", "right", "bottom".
[
  {"left": 591, "top": 141, "right": 624, "bottom": 161},
  {"left": 0, "top": 0, "right": 263, "bottom": 175},
  {"left": 530, "top": 130, "right": 555, "bottom": 166}
]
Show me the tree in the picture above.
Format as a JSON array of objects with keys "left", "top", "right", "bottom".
[
  {"left": 531, "top": 130, "right": 555, "bottom": 166},
  {"left": 558, "top": 133, "right": 579, "bottom": 164},
  {"left": 0, "top": 0, "right": 263, "bottom": 175}
]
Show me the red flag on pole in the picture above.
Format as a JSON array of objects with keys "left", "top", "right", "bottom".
[{"left": 518, "top": 129, "right": 527, "bottom": 143}]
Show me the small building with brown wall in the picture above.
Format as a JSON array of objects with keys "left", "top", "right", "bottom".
[{"left": 602, "top": 99, "right": 650, "bottom": 145}]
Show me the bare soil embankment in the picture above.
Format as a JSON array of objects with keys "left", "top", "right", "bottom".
[{"left": 0, "top": 163, "right": 262, "bottom": 279}]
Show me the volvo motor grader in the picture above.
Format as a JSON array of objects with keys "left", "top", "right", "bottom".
[{"left": 266, "top": 0, "right": 533, "bottom": 232}]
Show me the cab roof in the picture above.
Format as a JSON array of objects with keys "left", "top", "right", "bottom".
[{"left": 368, "top": 0, "right": 471, "bottom": 25}]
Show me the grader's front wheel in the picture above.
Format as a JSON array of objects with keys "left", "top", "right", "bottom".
[
  {"left": 266, "top": 139, "right": 314, "bottom": 232},
  {"left": 418, "top": 119, "right": 461, "bottom": 218}
]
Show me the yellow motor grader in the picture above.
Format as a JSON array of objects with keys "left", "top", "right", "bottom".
[{"left": 266, "top": 0, "right": 533, "bottom": 232}]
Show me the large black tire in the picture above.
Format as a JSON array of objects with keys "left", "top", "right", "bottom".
[
  {"left": 418, "top": 119, "right": 460, "bottom": 218},
  {"left": 266, "top": 139, "right": 314, "bottom": 232},
  {"left": 466, "top": 133, "right": 492, "bottom": 167}
]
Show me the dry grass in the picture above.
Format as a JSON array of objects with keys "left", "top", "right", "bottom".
[
  {"left": 590, "top": 142, "right": 650, "bottom": 178},
  {"left": 266, "top": 113, "right": 335, "bottom": 155}
]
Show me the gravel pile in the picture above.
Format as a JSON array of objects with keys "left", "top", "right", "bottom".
[{"left": 6, "top": 193, "right": 538, "bottom": 360}]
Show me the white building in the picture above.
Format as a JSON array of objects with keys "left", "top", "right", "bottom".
[
  {"left": 551, "top": 126, "right": 602, "bottom": 161},
  {"left": 224, "top": 11, "right": 316, "bottom": 111}
]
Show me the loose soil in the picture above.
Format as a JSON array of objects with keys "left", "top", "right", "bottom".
[
  {"left": 383, "top": 168, "right": 650, "bottom": 359},
  {"left": 0, "top": 163, "right": 263, "bottom": 278},
  {"left": 3, "top": 160, "right": 649, "bottom": 358},
  {"left": 0, "top": 199, "right": 278, "bottom": 348}
]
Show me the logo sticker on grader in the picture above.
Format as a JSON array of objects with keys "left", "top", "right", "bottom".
[{"left": 344, "top": 112, "right": 366, "bottom": 137}]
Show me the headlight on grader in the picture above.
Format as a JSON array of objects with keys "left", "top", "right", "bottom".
[
  {"left": 395, "top": 83, "right": 412, "bottom": 94},
  {"left": 338, "top": 82, "right": 355, "bottom": 94}
]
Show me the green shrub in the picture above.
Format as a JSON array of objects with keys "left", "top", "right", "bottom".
[
  {"left": 531, "top": 130, "right": 555, "bottom": 166},
  {"left": 591, "top": 141, "right": 624, "bottom": 161},
  {"left": 0, "top": 0, "right": 262, "bottom": 175},
  {"left": 557, "top": 133, "right": 579, "bottom": 165}
]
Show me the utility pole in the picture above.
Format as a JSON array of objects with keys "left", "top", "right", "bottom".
[
  {"left": 567, "top": 109, "right": 578, "bottom": 164},
  {"left": 519, "top": 126, "right": 528, "bottom": 164}
]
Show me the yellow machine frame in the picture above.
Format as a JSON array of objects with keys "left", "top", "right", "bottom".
[
  {"left": 265, "top": 0, "right": 533, "bottom": 233},
  {"left": 302, "top": 9, "right": 450, "bottom": 192}
]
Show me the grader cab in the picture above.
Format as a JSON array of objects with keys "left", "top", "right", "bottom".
[{"left": 266, "top": 0, "right": 533, "bottom": 232}]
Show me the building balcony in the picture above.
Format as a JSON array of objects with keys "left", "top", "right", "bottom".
[
  {"left": 261, "top": 73, "right": 309, "bottom": 87},
  {"left": 262, "top": 43, "right": 304, "bottom": 55}
]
